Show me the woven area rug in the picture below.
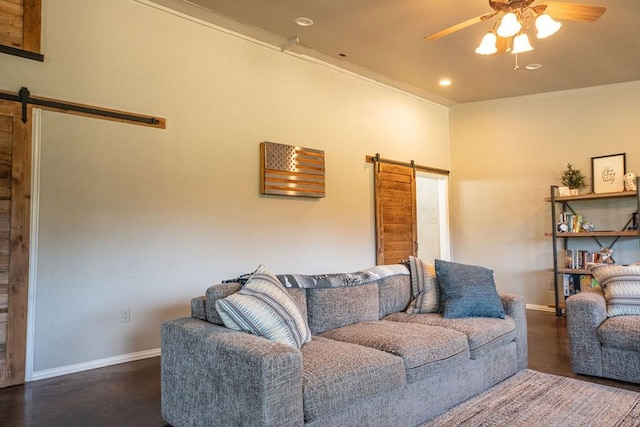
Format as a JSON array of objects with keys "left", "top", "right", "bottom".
[{"left": 424, "top": 369, "right": 640, "bottom": 426}]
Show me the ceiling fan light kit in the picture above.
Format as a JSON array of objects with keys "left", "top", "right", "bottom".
[
  {"left": 497, "top": 12, "right": 522, "bottom": 37},
  {"left": 512, "top": 33, "right": 534, "bottom": 54},
  {"left": 476, "top": 32, "right": 499, "bottom": 55},
  {"left": 535, "top": 14, "right": 562, "bottom": 38},
  {"left": 427, "top": 1, "right": 606, "bottom": 67}
]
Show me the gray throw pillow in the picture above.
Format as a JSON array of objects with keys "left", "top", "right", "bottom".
[{"left": 435, "top": 259, "right": 505, "bottom": 319}]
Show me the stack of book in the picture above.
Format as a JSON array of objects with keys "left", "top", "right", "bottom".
[
  {"left": 565, "top": 249, "right": 602, "bottom": 269},
  {"left": 559, "top": 212, "right": 583, "bottom": 233},
  {"left": 563, "top": 274, "right": 600, "bottom": 297}
]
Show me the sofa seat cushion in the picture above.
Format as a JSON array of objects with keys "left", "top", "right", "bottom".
[
  {"left": 384, "top": 312, "right": 516, "bottom": 360},
  {"left": 300, "top": 336, "right": 406, "bottom": 422},
  {"left": 319, "top": 320, "right": 469, "bottom": 383},
  {"left": 598, "top": 315, "right": 640, "bottom": 352}
]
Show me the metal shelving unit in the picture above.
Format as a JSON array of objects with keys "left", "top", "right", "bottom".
[{"left": 546, "top": 178, "right": 640, "bottom": 316}]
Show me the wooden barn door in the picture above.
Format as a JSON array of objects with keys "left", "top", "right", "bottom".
[
  {"left": 0, "top": 101, "right": 31, "bottom": 388},
  {"left": 374, "top": 161, "right": 417, "bottom": 265}
]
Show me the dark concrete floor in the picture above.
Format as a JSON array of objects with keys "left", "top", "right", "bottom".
[
  {"left": 526, "top": 309, "right": 640, "bottom": 393},
  {"left": 1, "top": 310, "right": 638, "bottom": 426}
]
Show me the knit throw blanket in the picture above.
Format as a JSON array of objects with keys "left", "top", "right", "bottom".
[
  {"left": 278, "top": 264, "right": 409, "bottom": 289},
  {"left": 224, "top": 264, "right": 409, "bottom": 289}
]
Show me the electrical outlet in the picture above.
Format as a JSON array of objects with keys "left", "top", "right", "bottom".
[
  {"left": 548, "top": 280, "right": 555, "bottom": 291},
  {"left": 121, "top": 308, "right": 131, "bottom": 323}
]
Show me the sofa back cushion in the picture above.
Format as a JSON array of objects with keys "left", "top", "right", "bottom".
[
  {"left": 191, "top": 296, "right": 207, "bottom": 320},
  {"left": 306, "top": 283, "right": 380, "bottom": 334},
  {"left": 378, "top": 274, "right": 411, "bottom": 318},
  {"left": 206, "top": 282, "right": 243, "bottom": 325}
]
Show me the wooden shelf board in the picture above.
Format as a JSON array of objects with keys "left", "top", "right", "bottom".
[
  {"left": 559, "top": 268, "right": 591, "bottom": 275},
  {"left": 545, "top": 230, "right": 640, "bottom": 238},
  {"left": 546, "top": 267, "right": 591, "bottom": 274},
  {"left": 545, "top": 190, "right": 637, "bottom": 202}
]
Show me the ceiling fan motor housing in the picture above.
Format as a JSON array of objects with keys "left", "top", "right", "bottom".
[{"left": 489, "top": 0, "right": 536, "bottom": 13}]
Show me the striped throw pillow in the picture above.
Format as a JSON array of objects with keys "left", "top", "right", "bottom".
[
  {"left": 589, "top": 263, "right": 640, "bottom": 317},
  {"left": 215, "top": 264, "right": 312, "bottom": 348},
  {"left": 406, "top": 256, "right": 440, "bottom": 314}
]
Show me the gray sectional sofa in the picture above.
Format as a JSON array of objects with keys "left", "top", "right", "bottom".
[
  {"left": 566, "top": 289, "right": 640, "bottom": 384},
  {"left": 161, "top": 263, "right": 528, "bottom": 426}
]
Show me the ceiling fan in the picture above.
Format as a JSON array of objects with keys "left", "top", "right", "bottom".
[{"left": 424, "top": 1, "right": 606, "bottom": 57}]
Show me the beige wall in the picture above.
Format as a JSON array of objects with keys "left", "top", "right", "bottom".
[
  {"left": 2, "top": 0, "right": 637, "bottom": 377},
  {"left": 450, "top": 81, "right": 640, "bottom": 307},
  {"left": 0, "top": 0, "right": 450, "bottom": 374}
]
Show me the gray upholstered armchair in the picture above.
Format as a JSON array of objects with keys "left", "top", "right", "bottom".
[{"left": 566, "top": 288, "right": 640, "bottom": 384}]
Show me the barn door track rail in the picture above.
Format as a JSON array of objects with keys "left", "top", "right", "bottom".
[
  {"left": 0, "top": 87, "right": 165, "bottom": 129},
  {"left": 366, "top": 154, "right": 449, "bottom": 176}
]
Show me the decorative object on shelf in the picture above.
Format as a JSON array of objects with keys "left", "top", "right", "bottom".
[
  {"left": 260, "top": 141, "right": 325, "bottom": 198},
  {"left": 599, "top": 247, "right": 614, "bottom": 264},
  {"left": 581, "top": 221, "right": 595, "bottom": 232},
  {"left": 591, "top": 153, "right": 626, "bottom": 194},
  {"left": 624, "top": 172, "right": 637, "bottom": 191},
  {"left": 561, "top": 163, "right": 587, "bottom": 195}
]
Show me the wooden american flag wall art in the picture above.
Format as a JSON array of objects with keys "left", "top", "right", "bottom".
[{"left": 260, "top": 141, "right": 325, "bottom": 198}]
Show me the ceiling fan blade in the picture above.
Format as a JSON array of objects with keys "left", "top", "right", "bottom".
[
  {"left": 424, "top": 12, "right": 497, "bottom": 41},
  {"left": 534, "top": 2, "right": 606, "bottom": 22}
]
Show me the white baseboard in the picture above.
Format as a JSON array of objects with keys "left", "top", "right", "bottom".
[
  {"left": 27, "top": 304, "right": 554, "bottom": 381},
  {"left": 526, "top": 304, "right": 556, "bottom": 312},
  {"left": 28, "top": 348, "right": 161, "bottom": 382}
]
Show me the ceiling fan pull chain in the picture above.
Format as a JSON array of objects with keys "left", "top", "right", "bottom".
[{"left": 514, "top": 53, "right": 520, "bottom": 71}]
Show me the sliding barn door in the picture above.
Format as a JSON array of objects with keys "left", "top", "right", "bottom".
[
  {"left": 374, "top": 162, "right": 417, "bottom": 265},
  {"left": 0, "top": 101, "right": 31, "bottom": 388}
]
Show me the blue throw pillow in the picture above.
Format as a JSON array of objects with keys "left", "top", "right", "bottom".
[{"left": 435, "top": 259, "right": 505, "bottom": 319}]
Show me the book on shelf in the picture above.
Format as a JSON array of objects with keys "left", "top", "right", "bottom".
[
  {"left": 564, "top": 249, "right": 603, "bottom": 269},
  {"left": 558, "top": 212, "right": 583, "bottom": 233},
  {"left": 563, "top": 273, "right": 600, "bottom": 298}
]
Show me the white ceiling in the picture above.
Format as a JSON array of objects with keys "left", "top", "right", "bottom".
[{"left": 151, "top": 0, "right": 640, "bottom": 106}]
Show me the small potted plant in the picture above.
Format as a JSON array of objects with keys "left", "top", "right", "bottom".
[{"left": 561, "top": 163, "right": 587, "bottom": 195}]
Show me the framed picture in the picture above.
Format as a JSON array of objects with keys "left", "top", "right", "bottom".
[{"left": 591, "top": 153, "right": 626, "bottom": 193}]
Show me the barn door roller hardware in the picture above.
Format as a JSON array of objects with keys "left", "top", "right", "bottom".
[
  {"left": 0, "top": 87, "right": 165, "bottom": 128},
  {"left": 366, "top": 154, "right": 450, "bottom": 176}
]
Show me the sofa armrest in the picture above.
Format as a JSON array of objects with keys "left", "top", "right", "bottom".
[
  {"left": 500, "top": 293, "right": 528, "bottom": 370},
  {"left": 565, "top": 289, "right": 606, "bottom": 376},
  {"left": 161, "top": 317, "right": 303, "bottom": 427}
]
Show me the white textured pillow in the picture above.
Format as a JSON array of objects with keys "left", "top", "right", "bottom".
[
  {"left": 589, "top": 264, "right": 640, "bottom": 317},
  {"left": 215, "top": 264, "right": 312, "bottom": 348}
]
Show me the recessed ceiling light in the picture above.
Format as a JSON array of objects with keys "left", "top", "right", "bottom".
[
  {"left": 295, "top": 17, "right": 314, "bottom": 27},
  {"left": 439, "top": 79, "right": 452, "bottom": 87},
  {"left": 524, "top": 63, "right": 543, "bottom": 70}
]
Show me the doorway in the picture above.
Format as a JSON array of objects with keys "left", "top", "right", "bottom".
[{"left": 416, "top": 172, "right": 450, "bottom": 263}]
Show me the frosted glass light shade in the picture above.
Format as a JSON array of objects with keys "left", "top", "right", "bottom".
[
  {"left": 475, "top": 32, "right": 498, "bottom": 55},
  {"left": 512, "top": 33, "right": 534, "bottom": 54},
  {"left": 497, "top": 13, "right": 521, "bottom": 37},
  {"left": 536, "top": 14, "right": 562, "bottom": 39}
]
